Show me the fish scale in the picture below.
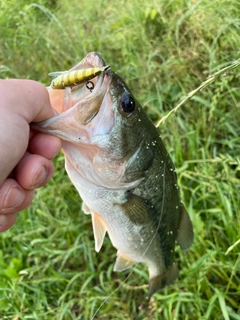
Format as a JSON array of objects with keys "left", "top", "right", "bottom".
[{"left": 32, "top": 52, "right": 194, "bottom": 298}]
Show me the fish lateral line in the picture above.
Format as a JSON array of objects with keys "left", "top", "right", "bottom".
[{"left": 49, "top": 65, "right": 110, "bottom": 89}]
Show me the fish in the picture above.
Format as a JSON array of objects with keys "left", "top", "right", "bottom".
[
  {"left": 32, "top": 52, "right": 194, "bottom": 298},
  {"left": 49, "top": 65, "right": 110, "bottom": 89}
]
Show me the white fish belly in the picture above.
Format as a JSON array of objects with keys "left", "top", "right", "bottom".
[{"left": 65, "top": 157, "right": 165, "bottom": 276}]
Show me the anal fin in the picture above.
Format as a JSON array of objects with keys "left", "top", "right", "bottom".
[
  {"left": 91, "top": 212, "right": 107, "bottom": 252},
  {"left": 148, "top": 263, "right": 179, "bottom": 299},
  {"left": 114, "top": 252, "right": 136, "bottom": 271}
]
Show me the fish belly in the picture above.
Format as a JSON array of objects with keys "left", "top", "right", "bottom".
[{"left": 64, "top": 152, "right": 169, "bottom": 285}]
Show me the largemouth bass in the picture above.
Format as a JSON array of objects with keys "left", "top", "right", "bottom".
[{"left": 33, "top": 52, "right": 194, "bottom": 298}]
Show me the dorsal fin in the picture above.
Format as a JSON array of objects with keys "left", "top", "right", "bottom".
[{"left": 177, "top": 205, "right": 194, "bottom": 250}]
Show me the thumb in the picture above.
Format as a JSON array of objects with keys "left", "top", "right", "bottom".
[{"left": 0, "top": 80, "right": 56, "bottom": 184}]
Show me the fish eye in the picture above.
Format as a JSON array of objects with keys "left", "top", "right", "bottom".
[{"left": 120, "top": 91, "right": 135, "bottom": 114}]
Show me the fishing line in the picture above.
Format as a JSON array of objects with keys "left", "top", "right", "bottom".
[{"left": 91, "top": 163, "right": 166, "bottom": 320}]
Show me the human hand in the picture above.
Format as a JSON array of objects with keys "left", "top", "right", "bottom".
[{"left": 0, "top": 79, "right": 62, "bottom": 232}]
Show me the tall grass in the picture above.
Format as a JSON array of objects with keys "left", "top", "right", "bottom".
[{"left": 0, "top": 0, "right": 239, "bottom": 319}]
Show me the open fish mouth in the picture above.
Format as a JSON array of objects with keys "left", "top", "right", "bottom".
[
  {"left": 71, "top": 65, "right": 110, "bottom": 125},
  {"left": 46, "top": 52, "right": 112, "bottom": 124},
  {"left": 31, "top": 53, "right": 114, "bottom": 142}
]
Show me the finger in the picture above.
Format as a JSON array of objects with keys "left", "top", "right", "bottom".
[
  {"left": 0, "top": 114, "right": 29, "bottom": 184},
  {"left": 28, "top": 131, "right": 62, "bottom": 159},
  {"left": 0, "top": 80, "right": 56, "bottom": 184},
  {"left": 0, "top": 212, "right": 17, "bottom": 232},
  {"left": 15, "top": 153, "right": 55, "bottom": 190},
  {"left": 0, "top": 79, "right": 55, "bottom": 122},
  {"left": 0, "top": 179, "right": 34, "bottom": 215}
]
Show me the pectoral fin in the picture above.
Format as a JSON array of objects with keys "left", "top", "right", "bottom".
[
  {"left": 177, "top": 205, "right": 194, "bottom": 250},
  {"left": 91, "top": 212, "right": 107, "bottom": 252},
  {"left": 148, "top": 263, "right": 179, "bottom": 299},
  {"left": 121, "top": 192, "right": 152, "bottom": 225},
  {"left": 114, "top": 252, "right": 136, "bottom": 271}
]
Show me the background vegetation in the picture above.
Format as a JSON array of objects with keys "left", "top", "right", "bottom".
[{"left": 0, "top": 0, "right": 239, "bottom": 319}]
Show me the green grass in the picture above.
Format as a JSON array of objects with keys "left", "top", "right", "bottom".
[{"left": 0, "top": 0, "right": 240, "bottom": 319}]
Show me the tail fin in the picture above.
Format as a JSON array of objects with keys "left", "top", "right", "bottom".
[{"left": 148, "top": 263, "right": 179, "bottom": 299}]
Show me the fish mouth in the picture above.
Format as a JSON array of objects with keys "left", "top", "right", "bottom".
[
  {"left": 32, "top": 52, "right": 113, "bottom": 142},
  {"left": 71, "top": 51, "right": 106, "bottom": 71},
  {"left": 49, "top": 52, "right": 111, "bottom": 123}
]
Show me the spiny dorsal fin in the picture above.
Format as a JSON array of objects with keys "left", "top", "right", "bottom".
[
  {"left": 148, "top": 263, "right": 179, "bottom": 299},
  {"left": 114, "top": 251, "right": 136, "bottom": 272},
  {"left": 91, "top": 212, "right": 107, "bottom": 252},
  {"left": 177, "top": 205, "right": 194, "bottom": 250}
]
